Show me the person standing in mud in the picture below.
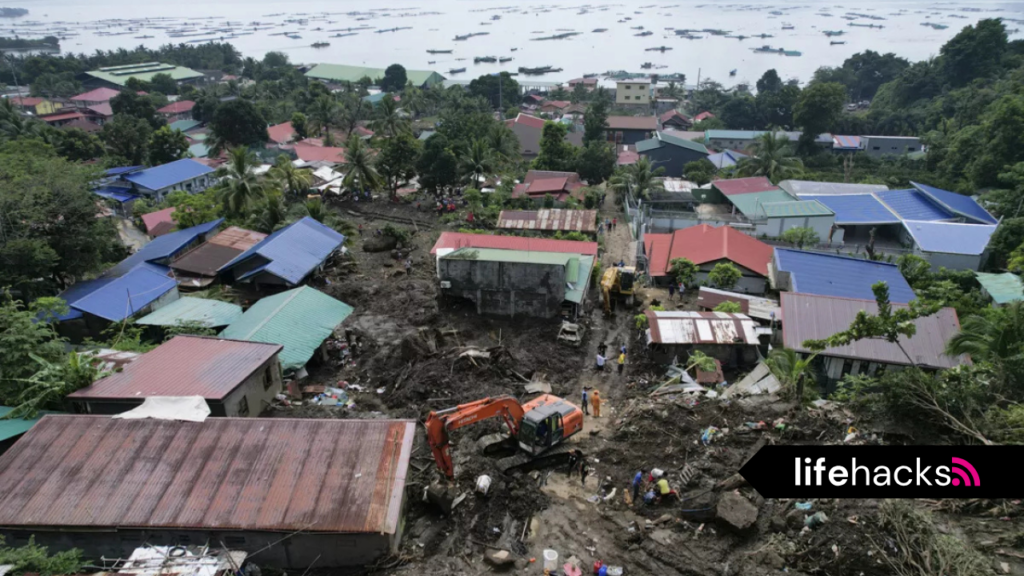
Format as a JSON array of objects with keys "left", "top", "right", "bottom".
[
  {"left": 567, "top": 448, "right": 582, "bottom": 476},
  {"left": 595, "top": 352, "right": 606, "bottom": 372},
  {"left": 617, "top": 351, "right": 626, "bottom": 375},
  {"left": 591, "top": 389, "right": 602, "bottom": 417},
  {"left": 580, "top": 460, "right": 591, "bottom": 486},
  {"left": 632, "top": 468, "right": 646, "bottom": 504},
  {"left": 581, "top": 387, "right": 590, "bottom": 415}
]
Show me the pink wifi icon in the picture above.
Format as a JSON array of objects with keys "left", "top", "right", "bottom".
[{"left": 951, "top": 457, "right": 980, "bottom": 486}]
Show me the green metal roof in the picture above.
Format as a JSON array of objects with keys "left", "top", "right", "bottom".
[
  {"left": 635, "top": 138, "right": 661, "bottom": 153},
  {"left": 220, "top": 286, "right": 354, "bottom": 372},
  {"left": 136, "top": 297, "right": 242, "bottom": 327},
  {"left": 565, "top": 256, "right": 595, "bottom": 304},
  {"left": 656, "top": 131, "right": 709, "bottom": 154},
  {"left": 188, "top": 143, "right": 210, "bottom": 158},
  {"left": 974, "top": 272, "right": 1024, "bottom": 305},
  {"left": 0, "top": 407, "right": 60, "bottom": 442},
  {"left": 305, "top": 63, "right": 445, "bottom": 87},
  {"left": 727, "top": 190, "right": 798, "bottom": 218},
  {"left": 706, "top": 129, "right": 766, "bottom": 141},
  {"left": 85, "top": 62, "right": 204, "bottom": 87},
  {"left": 759, "top": 199, "right": 834, "bottom": 218},
  {"left": 169, "top": 119, "right": 201, "bottom": 132}
]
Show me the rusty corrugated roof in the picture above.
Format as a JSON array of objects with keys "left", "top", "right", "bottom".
[
  {"left": 780, "top": 292, "right": 967, "bottom": 369},
  {"left": 497, "top": 209, "right": 597, "bottom": 233},
  {"left": 67, "top": 335, "right": 282, "bottom": 401},
  {"left": 645, "top": 310, "right": 759, "bottom": 345},
  {"left": 0, "top": 415, "right": 414, "bottom": 534},
  {"left": 171, "top": 227, "right": 267, "bottom": 277}
]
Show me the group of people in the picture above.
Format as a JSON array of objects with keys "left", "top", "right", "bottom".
[
  {"left": 580, "top": 387, "right": 602, "bottom": 417},
  {"left": 631, "top": 468, "right": 680, "bottom": 505},
  {"left": 597, "top": 217, "right": 619, "bottom": 235},
  {"left": 595, "top": 342, "right": 627, "bottom": 375},
  {"left": 567, "top": 448, "right": 591, "bottom": 486},
  {"left": 667, "top": 280, "right": 686, "bottom": 300}
]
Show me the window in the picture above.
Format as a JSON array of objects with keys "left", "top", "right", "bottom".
[
  {"left": 907, "top": 147, "right": 917, "bottom": 151},
  {"left": 872, "top": 146, "right": 881, "bottom": 151},
  {"left": 625, "top": 85, "right": 632, "bottom": 90},
  {"left": 237, "top": 396, "right": 249, "bottom": 417},
  {"left": 263, "top": 367, "right": 275, "bottom": 391},
  {"left": 623, "top": 95, "right": 630, "bottom": 100}
]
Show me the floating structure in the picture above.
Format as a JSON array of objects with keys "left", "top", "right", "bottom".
[
  {"left": 426, "top": 49, "right": 452, "bottom": 53},
  {"left": 311, "top": 41, "right": 329, "bottom": 48},
  {"left": 454, "top": 32, "right": 489, "bottom": 40},
  {"left": 751, "top": 45, "right": 802, "bottom": 56},
  {"left": 474, "top": 56, "right": 497, "bottom": 63},
  {"left": 518, "top": 65, "right": 562, "bottom": 75},
  {"left": 645, "top": 46, "right": 672, "bottom": 51},
  {"left": 449, "top": 67, "right": 466, "bottom": 74}
]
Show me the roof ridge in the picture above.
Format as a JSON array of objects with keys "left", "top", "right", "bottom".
[{"left": 236, "top": 287, "right": 306, "bottom": 339}]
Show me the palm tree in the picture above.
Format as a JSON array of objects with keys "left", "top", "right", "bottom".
[
  {"left": 339, "top": 95, "right": 369, "bottom": 135},
  {"left": 460, "top": 139, "right": 496, "bottom": 187},
  {"left": 247, "top": 189, "right": 289, "bottom": 233},
  {"left": 309, "top": 95, "right": 338, "bottom": 136},
  {"left": 607, "top": 156, "right": 665, "bottom": 204},
  {"left": 402, "top": 85, "right": 426, "bottom": 119},
  {"left": 216, "top": 147, "right": 264, "bottom": 215},
  {"left": 371, "top": 96, "right": 410, "bottom": 138},
  {"left": 736, "top": 131, "right": 803, "bottom": 183},
  {"left": 487, "top": 124, "right": 519, "bottom": 164},
  {"left": 661, "top": 81, "right": 684, "bottom": 101},
  {"left": 766, "top": 348, "right": 817, "bottom": 401},
  {"left": 945, "top": 302, "right": 1024, "bottom": 390},
  {"left": 342, "top": 134, "right": 382, "bottom": 193},
  {"left": 269, "top": 155, "right": 311, "bottom": 197}
]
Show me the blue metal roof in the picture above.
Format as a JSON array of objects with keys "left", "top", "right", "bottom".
[
  {"left": 92, "top": 186, "right": 140, "bottom": 203},
  {"left": 123, "top": 159, "right": 214, "bottom": 192},
  {"left": 71, "top": 263, "right": 178, "bottom": 322},
  {"left": 911, "top": 181, "right": 998, "bottom": 225},
  {"left": 874, "top": 189, "right": 953, "bottom": 222},
  {"left": 55, "top": 277, "right": 114, "bottom": 321},
  {"left": 109, "top": 218, "right": 223, "bottom": 277},
  {"left": 219, "top": 217, "right": 345, "bottom": 285},
  {"left": 707, "top": 149, "right": 747, "bottom": 169},
  {"left": 105, "top": 166, "right": 144, "bottom": 176},
  {"left": 802, "top": 194, "right": 901, "bottom": 225},
  {"left": 774, "top": 248, "right": 916, "bottom": 303},
  {"left": 902, "top": 221, "right": 998, "bottom": 255}
]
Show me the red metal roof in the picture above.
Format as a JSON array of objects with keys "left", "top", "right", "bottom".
[
  {"left": 617, "top": 147, "right": 639, "bottom": 165},
  {"left": 498, "top": 209, "right": 597, "bottom": 233},
  {"left": 294, "top": 142, "right": 347, "bottom": 164},
  {"left": 542, "top": 100, "right": 571, "bottom": 109},
  {"left": 695, "top": 111, "right": 715, "bottom": 121},
  {"left": 70, "top": 87, "right": 121, "bottom": 102},
  {"left": 643, "top": 224, "right": 773, "bottom": 277},
  {"left": 171, "top": 227, "right": 267, "bottom": 276},
  {"left": 0, "top": 415, "right": 414, "bottom": 534},
  {"left": 659, "top": 109, "right": 690, "bottom": 123},
  {"left": 431, "top": 231, "right": 598, "bottom": 255},
  {"left": 40, "top": 112, "right": 84, "bottom": 123},
  {"left": 85, "top": 102, "right": 114, "bottom": 117},
  {"left": 9, "top": 96, "right": 44, "bottom": 107},
  {"left": 695, "top": 287, "right": 750, "bottom": 314},
  {"left": 158, "top": 100, "right": 196, "bottom": 114},
  {"left": 267, "top": 121, "right": 295, "bottom": 144},
  {"left": 512, "top": 113, "right": 546, "bottom": 129},
  {"left": 526, "top": 177, "right": 569, "bottom": 193},
  {"left": 606, "top": 116, "right": 658, "bottom": 131},
  {"left": 141, "top": 207, "right": 176, "bottom": 234},
  {"left": 781, "top": 292, "right": 967, "bottom": 369},
  {"left": 68, "top": 335, "right": 282, "bottom": 401},
  {"left": 61, "top": 118, "right": 102, "bottom": 133},
  {"left": 712, "top": 177, "right": 778, "bottom": 196}
]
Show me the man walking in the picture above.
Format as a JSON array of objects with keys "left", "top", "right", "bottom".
[
  {"left": 668, "top": 282, "right": 675, "bottom": 299},
  {"left": 581, "top": 387, "right": 590, "bottom": 415}
]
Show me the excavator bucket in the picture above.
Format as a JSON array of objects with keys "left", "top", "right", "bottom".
[{"left": 426, "top": 481, "right": 466, "bottom": 514}]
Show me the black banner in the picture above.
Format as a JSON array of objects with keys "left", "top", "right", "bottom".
[{"left": 739, "top": 446, "right": 1021, "bottom": 498}]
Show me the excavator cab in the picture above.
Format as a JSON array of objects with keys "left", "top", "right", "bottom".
[{"left": 518, "top": 398, "right": 584, "bottom": 455}]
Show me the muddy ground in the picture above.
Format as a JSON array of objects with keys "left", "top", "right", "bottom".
[{"left": 268, "top": 195, "right": 1023, "bottom": 576}]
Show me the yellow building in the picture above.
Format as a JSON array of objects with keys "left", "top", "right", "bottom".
[{"left": 615, "top": 80, "right": 651, "bottom": 106}]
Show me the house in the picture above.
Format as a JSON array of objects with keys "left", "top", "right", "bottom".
[
  {"left": 901, "top": 220, "right": 998, "bottom": 271},
  {"left": 706, "top": 149, "right": 748, "bottom": 169},
  {"left": 860, "top": 135, "right": 922, "bottom": 158},
  {"left": 59, "top": 118, "right": 102, "bottom": 134},
  {"left": 698, "top": 176, "right": 779, "bottom": 204},
  {"left": 0, "top": 407, "right": 61, "bottom": 455},
  {"left": 497, "top": 209, "right": 598, "bottom": 234},
  {"left": 974, "top": 272, "right": 1024, "bottom": 306},
  {"left": 292, "top": 140, "right": 347, "bottom": 164},
  {"left": 567, "top": 77, "right": 598, "bottom": 91},
  {"left": 694, "top": 111, "right": 715, "bottom": 122},
  {"left": 136, "top": 297, "right": 243, "bottom": 329},
  {"left": 218, "top": 217, "right": 345, "bottom": 287},
  {"left": 635, "top": 131, "right": 709, "bottom": 177},
  {"left": 705, "top": 130, "right": 830, "bottom": 152},
  {"left": 654, "top": 98, "right": 680, "bottom": 115},
  {"left": 771, "top": 248, "right": 916, "bottom": 302},
  {"left": 540, "top": 100, "right": 572, "bottom": 114},
  {"left": 305, "top": 63, "right": 445, "bottom": 87},
  {"left": 643, "top": 224, "right": 774, "bottom": 293},
  {"left": 505, "top": 113, "right": 584, "bottom": 159},
  {"left": 157, "top": 99, "right": 195, "bottom": 121},
  {"left": 0, "top": 415, "right": 414, "bottom": 568},
  {"left": 778, "top": 180, "right": 888, "bottom": 196},
  {"left": 67, "top": 335, "right": 283, "bottom": 417},
  {"left": 659, "top": 109, "right": 692, "bottom": 130},
  {"left": 82, "top": 62, "right": 205, "bottom": 89},
  {"left": 615, "top": 79, "right": 651, "bottom": 106},
  {"left": 781, "top": 292, "right": 966, "bottom": 388},
  {"left": 431, "top": 232, "right": 599, "bottom": 276},
  {"left": 38, "top": 110, "right": 85, "bottom": 127},
  {"left": 120, "top": 159, "right": 216, "bottom": 201},
  {"left": 643, "top": 310, "right": 762, "bottom": 366},
  {"left": 605, "top": 115, "right": 658, "bottom": 145},
  {"left": 750, "top": 198, "right": 836, "bottom": 241},
  {"left": 267, "top": 121, "right": 295, "bottom": 144},
  {"left": 831, "top": 134, "right": 863, "bottom": 153},
  {"left": 512, "top": 169, "right": 587, "bottom": 202},
  {"left": 220, "top": 286, "right": 354, "bottom": 373},
  {"left": 171, "top": 226, "right": 268, "bottom": 288},
  {"left": 695, "top": 287, "right": 781, "bottom": 322},
  {"left": 617, "top": 144, "right": 639, "bottom": 166},
  {"left": 141, "top": 207, "right": 177, "bottom": 237},
  {"left": 82, "top": 102, "right": 114, "bottom": 125},
  {"left": 54, "top": 219, "right": 223, "bottom": 337},
  {"left": 439, "top": 247, "right": 595, "bottom": 319},
  {"left": 69, "top": 86, "right": 120, "bottom": 107},
  {"left": 7, "top": 96, "right": 62, "bottom": 115}
]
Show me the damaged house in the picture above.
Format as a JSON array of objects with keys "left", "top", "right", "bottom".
[
  {"left": 644, "top": 310, "right": 763, "bottom": 367},
  {"left": 439, "top": 247, "right": 595, "bottom": 319},
  {"left": 0, "top": 415, "right": 415, "bottom": 568}
]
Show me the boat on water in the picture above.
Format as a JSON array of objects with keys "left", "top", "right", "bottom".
[
  {"left": 331, "top": 32, "right": 356, "bottom": 37},
  {"left": 312, "top": 41, "right": 329, "bottom": 48},
  {"left": 830, "top": 40, "right": 846, "bottom": 45},
  {"left": 428, "top": 60, "right": 435, "bottom": 64},
  {"left": 518, "top": 65, "right": 562, "bottom": 75},
  {"left": 474, "top": 56, "right": 497, "bottom": 63},
  {"left": 645, "top": 46, "right": 672, "bottom": 51},
  {"left": 635, "top": 30, "right": 653, "bottom": 37},
  {"left": 781, "top": 24, "right": 795, "bottom": 29},
  {"left": 134, "top": 35, "right": 154, "bottom": 38},
  {"left": 499, "top": 56, "right": 512, "bottom": 62},
  {"left": 285, "top": 33, "right": 301, "bottom": 39},
  {"left": 921, "top": 22, "right": 949, "bottom": 29},
  {"left": 449, "top": 67, "right": 466, "bottom": 74},
  {"left": 427, "top": 49, "right": 452, "bottom": 53},
  {"left": 752, "top": 45, "right": 802, "bottom": 56},
  {"left": 730, "top": 69, "right": 737, "bottom": 76},
  {"left": 823, "top": 30, "right": 844, "bottom": 36},
  {"left": 641, "top": 62, "right": 653, "bottom": 69},
  {"left": 592, "top": 28, "right": 608, "bottom": 32},
  {"left": 511, "top": 47, "right": 518, "bottom": 51}
]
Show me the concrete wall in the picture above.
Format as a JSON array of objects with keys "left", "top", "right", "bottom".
[
  {"left": 755, "top": 214, "right": 836, "bottom": 242},
  {"left": 707, "top": 137, "right": 754, "bottom": 151},
  {"left": 0, "top": 528, "right": 397, "bottom": 569},
  {"left": 640, "top": 145, "right": 708, "bottom": 178},
  {"left": 440, "top": 259, "right": 567, "bottom": 318},
  {"left": 616, "top": 81, "right": 650, "bottom": 105},
  {"left": 918, "top": 250, "right": 984, "bottom": 272},
  {"left": 147, "top": 174, "right": 216, "bottom": 201},
  {"left": 861, "top": 136, "right": 921, "bottom": 158},
  {"left": 221, "top": 357, "right": 284, "bottom": 416},
  {"left": 608, "top": 128, "right": 653, "bottom": 146}
]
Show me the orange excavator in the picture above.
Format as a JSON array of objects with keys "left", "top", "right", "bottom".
[{"left": 426, "top": 394, "right": 585, "bottom": 479}]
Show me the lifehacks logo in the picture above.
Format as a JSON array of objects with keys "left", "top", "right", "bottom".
[{"left": 740, "top": 446, "right": 1014, "bottom": 498}]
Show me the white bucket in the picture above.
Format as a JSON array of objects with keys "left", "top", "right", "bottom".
[{"left": 542, "top": 549, "right": 558, "bottom": 571}]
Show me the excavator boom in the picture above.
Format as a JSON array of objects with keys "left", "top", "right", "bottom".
[{"left": 425, "top": 396, "right": 527, "bottom": 479}]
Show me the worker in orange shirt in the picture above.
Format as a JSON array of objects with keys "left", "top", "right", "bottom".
[{"left": 591, "top": 388, "right": 602, "bottom": 417}]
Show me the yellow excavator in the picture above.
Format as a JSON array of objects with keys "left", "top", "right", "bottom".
[{"left": 601, "top": 265, "right": 636, "bottom": 313}]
